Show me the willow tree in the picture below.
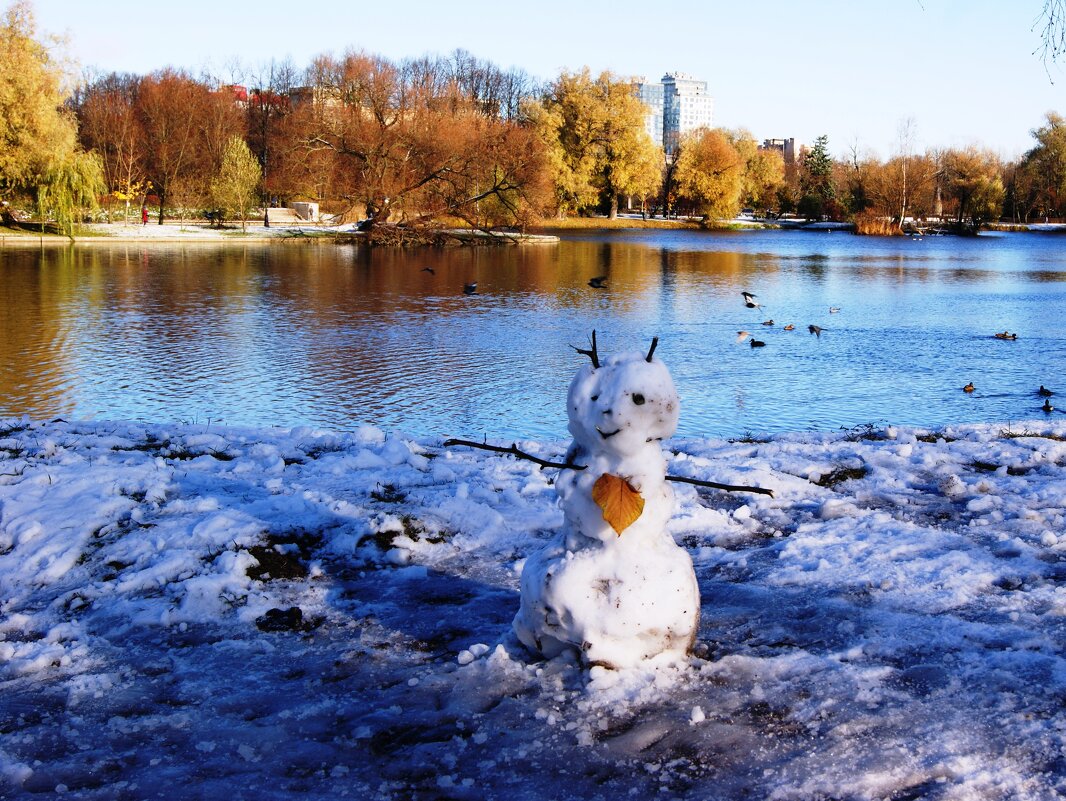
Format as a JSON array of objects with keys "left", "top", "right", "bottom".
[
  {"left": 0, "top": 1, "right": 102, "bottom": 233},
  {"left": 673, "top": 128, "right": 744, "bottom": 220},
  {"left": 531, "top": 68, "right": 662, "bottom": 218},
  {"left": 942, "top": 147, "right": 1006, "bottom": 232}
]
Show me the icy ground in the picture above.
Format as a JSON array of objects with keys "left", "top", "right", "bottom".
[{"left": 2, "top": 416, "right": 1066, "bottom": 800}]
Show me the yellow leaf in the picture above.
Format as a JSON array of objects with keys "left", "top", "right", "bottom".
[{"left": 592, "top": 473, "right": 645, "bottom": 536}]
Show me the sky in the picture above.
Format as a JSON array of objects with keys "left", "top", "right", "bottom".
[{"left": 29, "top": 0, "right": 1066, "bottom": 160}]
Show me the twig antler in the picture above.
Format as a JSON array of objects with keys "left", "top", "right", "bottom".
[
  {"left": 646, "top": 337, "right": 659, "bottom": 362},
  {"left": 442, "top": 438, "right": 774, "bottom": 497},
  {"left": 573, "top": 330, "right": 600, "bottom": 368}
]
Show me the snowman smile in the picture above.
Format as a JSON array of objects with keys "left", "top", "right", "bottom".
[{"left": 596, "top": 427, "right": 621, "bottom": 439}]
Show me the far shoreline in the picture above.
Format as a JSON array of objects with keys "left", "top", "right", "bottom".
[{"left": 2, "top": 217, "right": 1064, "bottom": 247}]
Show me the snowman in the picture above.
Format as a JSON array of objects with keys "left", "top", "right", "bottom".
[{"left": 513, "top": 334, "right": 701, "bottom": 669}]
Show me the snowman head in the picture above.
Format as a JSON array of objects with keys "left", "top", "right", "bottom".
[{"left": 567, "top": 334, "right": 680, "bottom": 456}]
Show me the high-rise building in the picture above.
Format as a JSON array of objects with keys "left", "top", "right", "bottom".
[
  {"left": 661, "top": 73, "right": 713, "bottom": 155},
  {"left": 633, "top": 73, "right": 714, "bottom": 156}
]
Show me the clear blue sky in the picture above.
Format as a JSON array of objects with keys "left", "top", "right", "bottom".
[{"left": 31, "top": 0, "right": 1065, "bottom": 160}]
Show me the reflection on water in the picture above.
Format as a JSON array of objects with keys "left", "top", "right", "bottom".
[{"left": 2, "top": 230, "right": 1065, "bottom": 439}]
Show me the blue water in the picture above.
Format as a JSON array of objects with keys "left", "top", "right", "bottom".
[{"left": 1, "top": 229, "right": 1064, "bottom": 439}]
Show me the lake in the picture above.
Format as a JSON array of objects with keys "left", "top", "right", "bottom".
[{"left": 2, "top": 229, "right": 1064, "bottom": 440}]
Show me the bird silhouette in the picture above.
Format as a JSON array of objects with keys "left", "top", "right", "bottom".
[
  {"left": 783, "top": 324, "right": 795, "bottom": 331},
  {"left": 588, "top": 276, "right": 608, "bottom": 289},
  {"left": 463, "top": 281, "right": 478, "bottom": 295},
  {"left": 1043, "top": 398, "right": 1055, "bottom": 413},
  {"left": 422, "top": 266, "right": 435, "bottom": 274},
  {"left": 963, "top": 382, "right": 975, "bottom": 393},
  {"left": 829, "top": 306, "right": 841, "bottom": 314},
  {"left": 762, "top": 319, "right": 774, "bottom": 326},
  {"left": 750, "top": 339, "right": 766, "bottom": 348},
  {"left": 742, "top": 291, "right": 763, "bottom": 309},
  {"left": 808, "top": 325, "right": 823, "bottom": 337},
  {"left": 994, "top": 331, "right": 1018, "bottom": 340},
  {"left": 1039, "top": 385, "right": 1054, "bottom": 397}
]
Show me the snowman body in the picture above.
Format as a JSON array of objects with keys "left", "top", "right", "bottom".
[{"left": 513, "top": 347, "right": 701, "bottom": 669}]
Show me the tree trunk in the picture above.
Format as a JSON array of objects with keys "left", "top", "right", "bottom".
[{"left": 609, "top": 194, "right": 618, "bottom": 219}]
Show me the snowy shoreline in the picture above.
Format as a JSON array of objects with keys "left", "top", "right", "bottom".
[{"left": 2, "top": 415, "right": 1066, "bottom": 799}]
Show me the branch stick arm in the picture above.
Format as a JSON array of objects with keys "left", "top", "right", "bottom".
[{"left": 442, "top": 438, "right": 774, "bottom": 497}]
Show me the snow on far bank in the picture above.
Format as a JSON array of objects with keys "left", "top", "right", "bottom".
[{"left": 2, "top": 415, "right": 1066, "bottom": 799}]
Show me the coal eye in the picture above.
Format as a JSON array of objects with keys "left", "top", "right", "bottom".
[{"left": 632, "top": 393, "right": 645, "bottom": 405}]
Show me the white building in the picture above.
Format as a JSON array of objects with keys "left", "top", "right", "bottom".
[
  {"left": 633, "top": 73, "right": 714, "bottom": 156},
  {"left": 661, "top": 73, "right": 714, "bottom": 155}
]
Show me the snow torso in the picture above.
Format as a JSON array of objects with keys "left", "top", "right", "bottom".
[{"left": 513, "top": 343, "right": 700, "bottom": 669}]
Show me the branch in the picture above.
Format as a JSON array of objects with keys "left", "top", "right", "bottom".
[
  {"left": 442, "top": 438, "right": 775, "bottom": 497},
  {"left": 442, "top": 438, "right": 586, "bottom": 471}
]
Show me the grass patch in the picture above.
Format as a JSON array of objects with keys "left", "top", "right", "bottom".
[
  {"left": 840, "top": 422, "right": 886, "bottom": 442},
  {"left": 370, "top": 483, "right": 406, "bottom": 503},
  {"left": 1000, "top": 428, "right": 1066, "bottom": 442},
  {"left": 917, "top": 432, "right": 957, "bottom": 443},
  {"left": 814, "top": 465, "right": 869, "bottom": 488}
]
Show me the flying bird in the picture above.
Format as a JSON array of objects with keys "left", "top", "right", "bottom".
[
  {"left": 741, "top": 291, "right": 763, "bottom": 309},
  {"left": 736, "top": 331, "right": 752, "bottom": 343},
  {"left": 588, "top": 276, "right": 608, "bottom": 289},
  {"left": 463, "top": 281, "right": 478, "bottom": 295},
  {"left": 808, "top": 325, "right": 823, "bottom": 337}
]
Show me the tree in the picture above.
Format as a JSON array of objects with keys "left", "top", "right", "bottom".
[
  {"left": 1017, "top": 112, "right": 1066, "bottom": 220},
  {"left": 294, "top": 50, "right": 548, "bottom": 237},
  {"left": 942, "top": 147, "right": 1006, "bottom": 232},
  {"left": 730, "top": 130, "right": 784, "bottom": 213},
  {"left": 211, "top": 136, "right": 261, "bottom": 231},
  {"left": 0, "top": 0, "right": 103, "bottom": 232},
  {"left": 673, "top": 127, "right": 744, "bottom": 220},
  {"left": 799, "top": 134, "right": 835, "bottom": 219},
  {"left": 137, "top": 69, "right": 234, "bottom": 224},
  {"left": 531, "top": 69, "right": 663, "bottom": 218},
  {"left": 74, "top": 71, "right": 147, "bottom": 223}
]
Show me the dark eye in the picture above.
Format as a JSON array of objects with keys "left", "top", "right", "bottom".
[
  {"left": 590, "top": 395, "right": 599, "bottom": 401},
  {"left": 632, "top": 393, "right": 645, "bottom": 405}
]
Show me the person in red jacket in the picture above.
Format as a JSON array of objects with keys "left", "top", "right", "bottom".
[{"left": 141, "top": 206, "right": 148, "bottom": 226}]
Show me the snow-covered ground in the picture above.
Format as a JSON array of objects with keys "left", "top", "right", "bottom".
[{"left": 2, "top": 415, "right": 1066, "bottom": 799}]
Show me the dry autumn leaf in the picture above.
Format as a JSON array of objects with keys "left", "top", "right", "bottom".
[{"left": 592, "top": 473, "right": 645, "bottom": 535}]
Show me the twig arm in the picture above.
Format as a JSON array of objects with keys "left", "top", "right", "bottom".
[
  {"left": 442, "top": 438, "right": 774, "bottom": 496},
  {"left": 442, "top": 438, "right": 587, "bottom": 471},
  {"left": 665, "top": 474, "right": 774, "bottom": 497}
]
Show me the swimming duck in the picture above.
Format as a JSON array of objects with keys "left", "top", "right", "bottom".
[
  {"left": 829, "top": 306, "right": 841, "bottom": 313},
  {"left": 783, "top": 324, "right": 795, "bottom": 331},
  {"left": 463, "top": 281, "right": 478, "bottom": 295},
  {"left": 762, "top": 319, "right": 774, "bottom": 326},
  {"left": 993, "top": 331, "right": 1017, "bottom": 340},
  {"left": 963, "top": 382, "right": 975, "bottom": 393},
  {"left": 1043, "top": 398, "right": 1055, "bottom": 413},
  {"left": 588, "top": 276, "right": 608, "bottom": 289},
  {"left": 1039, "top": 385, "right": 1054, "bottom": 397},
  {"left": 750, "top": 339, "right": 766, "bottom": 348}
]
